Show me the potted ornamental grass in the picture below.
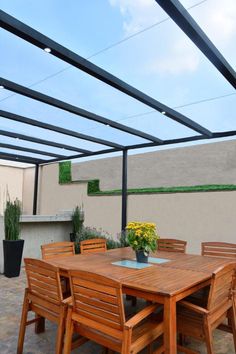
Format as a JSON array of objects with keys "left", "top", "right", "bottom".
[
  {"left": 3, "top": 198, "right": 24, "bottom": 277},
  {"left": 126, "top": 222, "right": 159, "bottom": 263},
  {"left": 70, "top": 205, "right": 84, "bottom": 242}
]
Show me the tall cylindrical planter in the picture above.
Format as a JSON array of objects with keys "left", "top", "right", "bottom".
[{"left": 3, "top": 239, "right": 24, "bottom": 278}]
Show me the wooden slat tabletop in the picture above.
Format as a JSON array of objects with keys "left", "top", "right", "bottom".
[{"left": 47, "top": 248, "right": 233, "bottom": 296}]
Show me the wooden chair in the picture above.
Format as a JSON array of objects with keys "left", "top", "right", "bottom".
[
  {"left": 63, "top": 270, "right": 164, "bottom": 354},
  {"left": 201, "top": 242, "right": 236, "bottom": 334},
  {"left": 80, "top": 238, "right": 107, "bottom": 254},
  {"left": 202, "top": 242, "right": 236, "bottom": 259},
  {"left": 41, "top": 241, "right": 75, "bottom": 260},
  {"left": 158, "top": 238, "right": 187, "bottom": 253},
  {"left": 177, "top": 263, "right": 236, "bottom": 354},
  {"left": 17, "top": 258, "right": 86, "bottom": 354}
]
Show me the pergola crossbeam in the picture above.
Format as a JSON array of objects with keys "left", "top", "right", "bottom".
[
  {"left": 0, "top": 129, "right": 90, "bottom": 154},
  {"left": 0, "top": 77, "right": 162, "bottom": 145},
  {"left": 0, "top": 10, "right": 212, "bottom": 138},
  {"left": 0, "top": 109, "right": 124, "bottom": 150},
  {"left": 0, "top": 142, "right": 67, "bottom": 158},
  {"left": 155, "top": 0, "right": 236, "bottom": 89},
  {"left": 39, "top": 130, "right": 236, "bottom": 165},
  {"left": 0, "top": 151, "right": 44, "bottom": 164}
]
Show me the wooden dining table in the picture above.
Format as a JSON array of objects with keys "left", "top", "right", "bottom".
[{"left": 46, "top": 247, "right": 235, "bottom": 354}]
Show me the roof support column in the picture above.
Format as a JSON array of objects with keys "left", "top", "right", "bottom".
[
  {"left": 33, "top": 164, "right": 39, "bottom": 215},
  {"left": 121, "top": 149, "right": 128, "bottom": 232}
]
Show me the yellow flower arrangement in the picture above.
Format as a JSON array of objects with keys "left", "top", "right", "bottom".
[{"left": 126, "top": 222, "right": 159, "bottom": 255}]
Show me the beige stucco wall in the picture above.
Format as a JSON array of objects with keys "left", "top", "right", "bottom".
[
  {"left": 38, "top": 163, "right": 87, "bottom": 215},
  {"left": 37, "top": 159, "right": 236, "bottom": 255},
  {"left": 0, "top": 165, "right": 24, "bottom": 215},
  {"left": 22, "top": 167, "right": 35, "bottom": 214},
  {"left": 128, "top": 191, "right": 236, "bottom": 254},
  {"left": 72, "top": 140, "right": 236, "bottom": 189}
]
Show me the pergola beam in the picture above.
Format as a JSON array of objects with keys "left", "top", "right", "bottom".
[
  {"left": 0, "top": 141, "right": 67, "bottom": 158},
  {"left": 0, "top": 151, "right": 44, "bottom": 164},
  {"left": 121, "top": 150, "right": 128, "bottom": 231},
  {"left": 155, "top": 0, "right": 236, "bottom": 89},
  {"left": 0, "top": 77, "right": 162, "bottom": 145},
  {"left": 33, "top": 164, "right": 39, "bottom": 215},
  {"left": 41, "top": 147, "right": 120, "bottom": 165},
  {"left": 0, "top": 109, "right": 124, "bottom": 150},
  {"left": 0, "top": 128, "right": 89, "bottom": 154},
  {"left": 0, "top": 10, "right": 212, "bottom": 137}
]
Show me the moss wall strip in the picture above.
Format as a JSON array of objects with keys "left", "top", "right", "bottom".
[
  {"left": 87, "top": 181, "right": 236, "bottom": 196},
  {"left": 87, "top": 179, "right": 100, "bottom": 194},
  {"left": 59, "top": 161, "right": 72, "bottom": 184}
]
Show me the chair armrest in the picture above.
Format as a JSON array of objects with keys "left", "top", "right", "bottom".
[
  {"left": 179, "top": 300, "right": 208, "bottom": 315},
  {"left": 62, "top": 296, "right": 72, "bottom": 305},
  {"left": 124, "top": 303, "right": 160, "bottom": 329}
]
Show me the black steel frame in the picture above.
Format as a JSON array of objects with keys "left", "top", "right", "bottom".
[
  {"left": 155, "top": 0, "right": 236, "bottom": 89},
  {"left": 0, "top": 4, "right": 235, "bottom": 227}
]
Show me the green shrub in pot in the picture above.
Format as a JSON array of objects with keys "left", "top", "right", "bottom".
[{"left": 3, "top": 198, "right": 24, "bottom": 277}]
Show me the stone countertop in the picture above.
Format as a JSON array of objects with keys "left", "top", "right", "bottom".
[{"left": 20, "top": 214, "right": 72, "bottom": 223}]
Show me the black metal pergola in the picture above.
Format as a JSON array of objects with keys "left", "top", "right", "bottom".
[{"left": 0, "top": 0, "right": 235, "bottom": 230}]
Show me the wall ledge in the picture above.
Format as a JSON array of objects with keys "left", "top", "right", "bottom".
[{"left": 20, "top": 214, "right": 72, "bottom": 223}]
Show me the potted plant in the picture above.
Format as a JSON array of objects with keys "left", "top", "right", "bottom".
[
  {"left": 3, "top": 198, "right": 24, "bottom": 277},
  {"left": 70, "top": 206, "right": 84, "bottom": 242},
  {"left": 126, "top": 222, "right": 159, "bottom": 263}
]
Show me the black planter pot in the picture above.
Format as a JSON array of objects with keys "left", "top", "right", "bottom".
[
  {"left": 3, "top": 239, "right": 24, "bottom": 278},
  {"left": 135, "top": 250, "right": 149, "bottom": 263}
]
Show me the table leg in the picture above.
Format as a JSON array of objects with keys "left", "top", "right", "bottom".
[{"left": 164, "top": 296, "right": 177, "bottom": 354}]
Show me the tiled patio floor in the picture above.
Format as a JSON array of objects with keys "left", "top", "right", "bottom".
[{"left": 0, "top": 270, "right": 235, "bottom": 353}]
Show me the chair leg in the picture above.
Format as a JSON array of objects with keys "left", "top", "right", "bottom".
[
  {"left": 35, "top": 314, "right": 45, "bottom": 333},
  {"left": 147, "top": 343, "right": 153, "bottom": 353},
  {"left": 179, "top": 333, "right": 184, "bottom": 346},
  {"left": 55, "top": 307, "right": 66, "bottom": 354},
  {"left": 229, "top": 306, "right": 236, "bottom": 352},
  {"left": 204, "top": 320, "right": 214, "bottom": 354},
  {"left": 17, "top": 290, "right": 30, "bottom": 354},
  {"left": 63, "top": 308, "right": 74, "bottom": 354}
]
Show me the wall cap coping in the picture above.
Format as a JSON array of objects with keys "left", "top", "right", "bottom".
[{"left": 20, "top": 214, "right": 72, "bottom": 223}]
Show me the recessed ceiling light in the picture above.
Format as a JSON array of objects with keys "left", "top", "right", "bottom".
[
  {"left": 44, "top": 47, "right": 51, "bottom": 53},
  {"left": 0, "top": 85, "right": 4, "bottom": 89},
  {"left": 161, "top": 111, "right": 166, "bottom": 115}
]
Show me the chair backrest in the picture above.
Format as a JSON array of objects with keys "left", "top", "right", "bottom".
[
  {"left": 158, "top": 238, "right": 187, "bottom": 253},
  {"left": 80, "top": 238, "right": 107, "bottom": 254},
  {"left": 207, "top": 262, "right": 236, "bottom": 311},
  {"left": 24, "top": 258, "right": 63, "bottom": 305},
  {"left": 69, "top": 270, "right": 125, "bottom": 339},
  {"left": 41, "top": 241, "right": 75, "bottom": 260},
  {"left": 201, "top": 242, "right": 236, "bottom": 259}
]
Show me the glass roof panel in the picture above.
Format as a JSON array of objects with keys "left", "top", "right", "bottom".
[
  {"left": 0, "top": 0, "right": 235, "bottom": 158},
  {"left": 177, "top": 94, "right": 236, "bottom": 131}
]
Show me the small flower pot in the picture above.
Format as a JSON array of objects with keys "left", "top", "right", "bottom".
[{"left": 135, "top": 250, "right": 149, "bottom": 263}]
